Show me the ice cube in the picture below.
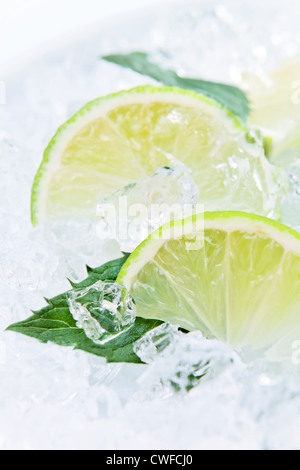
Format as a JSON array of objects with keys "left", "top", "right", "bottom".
[
  {"left": 133, "top": 322, "right": 181, "bottom": 364},
  {"left": 275, "top": 153, "right": 300, "bottom": 232},
  {"left": 67, "top": 281, "right": 136, "bottom": 344},
  {"left": 96, "top": 163, "right": 200, "bottom": 252},
  {"left": 274, "top": 151, "right": 300, "bottom": 193},
  {"left": 135, "top": 324, "right": 239, "bottom": 394},
  {"left": 281, "top": 195, "right": 300, "bottom": 232}
]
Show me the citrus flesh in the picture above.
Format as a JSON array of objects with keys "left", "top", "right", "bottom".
[
  {"left": 31, "top": 85, "right": 284, "bottom": 225},
  {"left": 117, "top": 211, "right": 300, "bottom": 361}
]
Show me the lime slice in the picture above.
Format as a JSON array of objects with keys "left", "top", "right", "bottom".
[
  {"left": 31, "top": 85, "right": 285, "bottom": 225},
  {"left": 244, "top": 55, "right": 300, "bottom": 161},
  {"left": 117, "top": 211, "right": 300, "bottom": 361}
]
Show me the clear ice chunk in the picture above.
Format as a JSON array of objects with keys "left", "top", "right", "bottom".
[
  {"left": 281, "top": 195, "right": 300, "bottom": 233},
  {"left": 133, "top": 322, "right": 181, "bottom": 364},
  {"left": 134, "top": 324, "right": 239, "bottom": 394},
  {"left": 276, "top": 154, "right": 300, "bottom": 232},
  {"left": 96, "top": 163, "right": 200, "bottom": 252},
  {"left": 67, "top": 281, "right": 136, "bottom": 344}
]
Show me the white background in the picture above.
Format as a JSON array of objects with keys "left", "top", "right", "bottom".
[{"left": 0, "top": 0, "right": 162, "bottom": 72}]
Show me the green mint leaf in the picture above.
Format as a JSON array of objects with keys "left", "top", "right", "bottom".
[
  {"left": 6, "top": 255, "right": 163, "bottom": 364},
  {"left": 102, "top": 51, "right": 250, "bottom": 122}
]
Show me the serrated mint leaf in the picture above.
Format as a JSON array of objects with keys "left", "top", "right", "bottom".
[
  {"left": 6, "top": 255, "right": 163, "bottom": 364},
  {"left": 102, "top": 51, "right": 250, "bottom": 121}
]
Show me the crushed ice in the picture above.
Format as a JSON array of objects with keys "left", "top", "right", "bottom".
[
  {"left": 134, "top": 323, "right": 240, "bottom": 394},
  {"left": 96, "top": 163, "right": 199, "bottom": 252},
  {"left": 278, "top": 155, "right": 300, "bottom": 232}
]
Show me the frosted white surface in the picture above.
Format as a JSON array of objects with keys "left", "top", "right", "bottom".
[
  {"left": 0, "top": 0, "right": 161, "bottom": 74},
  {"left": 2, "top": 0, "right": 300, "bottom": 450}
]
